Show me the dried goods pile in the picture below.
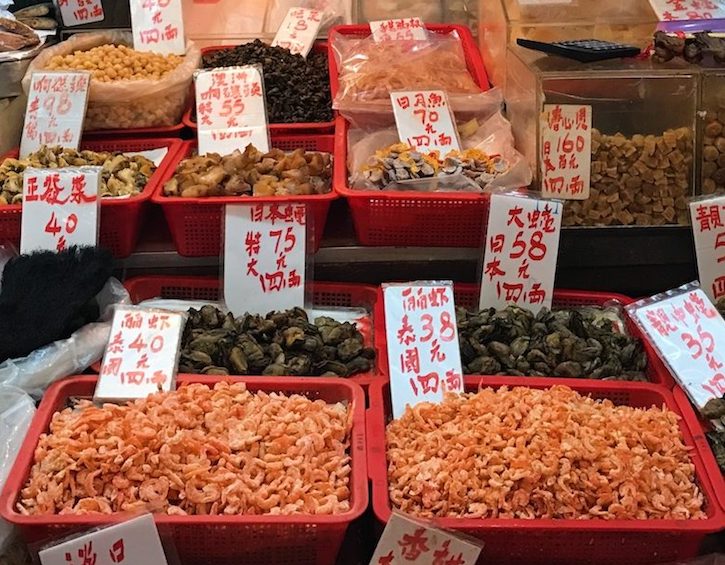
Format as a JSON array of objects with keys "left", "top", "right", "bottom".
[
  {"left": 718, "top": 298, "right": 725, "bottom": 318},
  {"left": 0, "top": 16, "right": 39, "bottom": 52},
  {"left": 18, "top": 382, "right": 353, "bottom": 516},
  {"left": 0, "top": 146, "right": 156, "bottom": 204},
  {"left": 564, "top": 127, "right": 693, "bottom": 226},
  {"left": 387, "top": 385, "right": 706, "bottom": 520},
  {"left": 178, "top": 305, "right": 374, "bottom": 377},
  {"left": 701, "top": 394, "right": 725, "bottom": 475},
  {"left": 202, "top": 40, "right": 332, "bottom": 123},
  {"left": 703, "top": 107, "right": 725, "bottom": 195},
  {"left": 457, "top": 305, "right": 647, "bottom": 380},
  {"left": 163, "top": 145, "right": 331, "bottom": 198}
]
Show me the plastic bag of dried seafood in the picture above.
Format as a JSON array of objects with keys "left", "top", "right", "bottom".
[
  {"left": 0, "top": 278, "right": 130, "bottom": 399},
  {"left": 22, "top": 31, "right": 201, "bottom": 130}
]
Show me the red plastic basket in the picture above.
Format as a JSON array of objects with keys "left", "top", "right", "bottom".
[
  {"left": 367, "top": 377, "right": 725, "bottom": 565},
  {"left": 673, "top": 385, "right": 725, "bottom": 514},
  {"left": 151, "top": 136, "right": 337, "bottom": 256},
  {"left": 0, "top": 375, "right": 367, "bottom": 565},
  {"left": 373, "top": 283, "right": 675, "bottom": 387},
  {"left": 82, "top": 121, "right": 187, "bottom": 139},
  {"left": 123, "top": 276, "right": 381, "bottom": 386},
  {"left": 0, "top": 138, "right": 184, "bottom": 258},
  {"left": 182, "top": 41, "right": 335, "bottom": 134}
]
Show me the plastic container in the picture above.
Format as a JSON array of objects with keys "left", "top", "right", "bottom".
[
  {"left": 367, "top": 376, "right": 725, "bottom": 565},
  {"left": 82, "top": 121, "right": 187, "bottom": 139},
  {"left": 0, "top": 138, "right": 184, "bottom": 258},
  {"left": 0, "top": 375, "right": 367, "bottom": 565},
  {"left": 151, "top": 136, "right": 336, "bottom": 256},
  {"left": 182, "top": 42, "right": 335, "bottom": 134},
  {"left": 373, "top": 283, "right": 675, "bottom": 387},
  {"left": 674, "top": 385, "right": 725, "bottom": 514},
  {"left": 123, "top": 275, "right": 380, "bottom": 386}
]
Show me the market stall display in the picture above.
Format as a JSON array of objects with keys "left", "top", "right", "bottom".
[
  {"left": 0, "top": 18, "right": 39, "bottom": 52},
  {"left": 701, "top": 72, "right": 725, "bottom": 196}
]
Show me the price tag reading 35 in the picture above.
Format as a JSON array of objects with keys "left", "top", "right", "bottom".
[
  {"left": 195, "top": 66, "right": 269, "bottom": 155},
  {"left": 270, "top": 7, "right": 323, "bottom": 57},
  {"left": 689, "top": 195, "right": 725, "bottom": 303},
  {"left": 370, "top": 17, "right": 427, "bottom": 42},
  {"left": 130, "top": 0, "right": 186, "bottom": 55},
  {"left": 391, "top": 90, "right": 461, "bottom": 155},
  {"left": 384, "top": 283, "right": 463, "bottom": 418},
  {"left": 95, "top": 306, "right": 186, "bottom": 402}
]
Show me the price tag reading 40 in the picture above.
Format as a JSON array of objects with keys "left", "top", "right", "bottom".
[
  {"left": 195, "top": 65, "right": 270, "bottom": 156},
  {"left": 271, "top": 7, "right": 323, "bottom": 57},
  {"left": 383, "top": 282, "right": 463, "bottom": 418},
  {"left": 130, "top": 0, "right": 186, "bottom": 55},
  {"left": 390, "top": 90, "right": 461, "bottom": 155},
  {"left": 95, "top": 306, "right": 186, "bottom": 402},
  {"left": 370, "top": 17, "right": 427, "bottom": 42},
  {"left": 57, "top": 0, "right": 105, "bottom": 26}
]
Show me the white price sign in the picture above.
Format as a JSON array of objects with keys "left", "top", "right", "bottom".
[
  {"left": 57, "top": 0, "right": 105, "bottom": 26},
  {"left": 20, "top": 167, "right": 100, "bottom": 254},
  {"left": 383, "top": 282, "right": 463, "bottom": 418},
  {"left": 39, "top": 514, "right": 167, "bottom": 565},
  {"left": 195, "top": 66, "right": 269, "bottom": 156},
  {"left": 390, "top": 90, "right": 460, "bottom": 155},
  {"left": 627, "top": 286, "right": 725, "bottom": 409},
  {"left": 480, "top": 193, "right": 563, "bottom": 314},
  {"left": 20, "top": 71, "right": 90, "bottom": 158},
  {"left": 95, "top": 306, "right": 186, "bottom": 401},
  {"left": 370, "top": 17, "right": 427, "bottom": 42},
  {"left": 690, "top": 196, "right": 725, "bottom": 304},
  {"left": 540, "top": 104, "right": 591, "bottom": 200},
  {"left": 130, "top": 0, "right": 186, "bottom": 55},
  {"left": 224, "top": 203, "right": 306, "bottom": 316},
  {"left": 648, "top": 0, "right": 725, "bottom": 20},
  {"left": 271, "top": 7, "right": 323, "bottom": 57}
]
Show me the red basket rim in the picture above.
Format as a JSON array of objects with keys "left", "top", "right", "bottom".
[
  {"left": 367, "top": 376, "right": 725, "bottom": 532},
  {"left": 82, "top": 122, "right": 186, "bottom": 137},
  {"left": 0, "top": 375, "right": 368, "bottom": 527}
]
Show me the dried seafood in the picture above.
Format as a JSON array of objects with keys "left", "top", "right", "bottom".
[
  {"left": 0, "top": 17, "right": 39, "bottom": 52},
  {"left": 702, "top": 393, "right": 725, "bottom": 475},
  {"left": 178, "top": 305, "right": 374, "bottom": 377},
  {"left": 18, "top": 382, "right": 352, "bottom": 516},
  {"left": 456, "top": 305, "right": 647, "bottom": 380},
  {"left": 387, "top": 385, "right": 706, "bottom": 519},
  {"left": 163, "top": 145, "right": 332, "bottom": 198},
  {"left": 652, "top": 31, "right": 725, "bottom": 65},
  {"left": 0, "top": 145, "right": 156, "bottom": 204},
  {"left": 717, "top": 297, "right": 725, "bottom": 319}
]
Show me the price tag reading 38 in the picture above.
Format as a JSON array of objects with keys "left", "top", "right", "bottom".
[
  {"left": 270, "top": 7, "right": 323, "bottom": 57},
  {"left": 391, "top": 90, "right": 461, "bottom": 155},
  {"left": 370, "top": 17, "right": 427, "bottom": 42}
]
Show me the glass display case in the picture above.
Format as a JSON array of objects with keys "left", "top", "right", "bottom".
[
  {"left": 700, "top": 69, "right": 725, "bottom": 196},
  {"left": 506, "top": 44, "right": 699, "bottom": 227}
]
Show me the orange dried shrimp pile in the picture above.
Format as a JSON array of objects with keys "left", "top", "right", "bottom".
[
  {"left": 386, "top": 385, "right": 706, "bottom": 520},
  {"left": 18, "top": 382, "right": 353, "bottom": 516}
]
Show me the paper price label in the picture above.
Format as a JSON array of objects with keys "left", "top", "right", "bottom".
[
  {"left": 480, "top": 193, "right": 563, "bottom": 314},
  {"left": 690, "top": 196, "right": 725, "bottom": 303},
  {"left": 57, "top": 0, "right": 105, "bottom": 26},
  {"left": 391, "top": 90, "right": 461, "bottom": 155},
  {"left": 370, "top": 17, "right": 427, "bottom": 42},
  {"left": 95, "top": 307, "right": 185, "bottom": 401},
  {"left": 131, "top": 0, "right": 185, "bottom": 55},
  {"left": 224, "top": 203, "right": 306, "bottom": 316},
  {"left": 648, "top": 0, "right": 725, "bottom": 21},
  {"left": 627, "top": 287, "right": 725, "bottom": 409},
  {"left": 195, "top": 66, "right": 269, "bottom": 155},
  {"left": 540, "top": 104, "right": 591, "bottom": 200},
  {"left": 20, "top": 71, "right": 90, "bottom": 158},
  {"left": 383, "top": 283, "right": 463, "bottom": 418},
  {"left": 371, "top": 512, "right": 483, "bottom": 565},
  {"left": 271, "top": 7, "right": 323, "bottom": 57},
  {"left": 20, "top": 167, "right": 100, "bottom": 254},
  {"left": 39, "top": 514, "right": 167, "bottom": 565}
]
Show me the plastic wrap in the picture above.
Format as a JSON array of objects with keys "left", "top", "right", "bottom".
[
  {"left": 23, "top": 31, "right": 201, "bottom": 130},
  {"left": 266, "top": 0, "right": 352, "bottom": 32}
]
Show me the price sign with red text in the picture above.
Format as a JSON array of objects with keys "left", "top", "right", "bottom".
[
  {"left": 20, "top": 167, "right": 100, "bottom": 254},
  {"left": 370, "top": 17, "right": 427, "bottom": 42},
  {"left": 627, "top": 284, "right": 725, "bottom": 410},
  {"left": 95, "top": 306, "right": 185, "bottom": 401},
  {"left": 195, "top": 66, "right": 269, "bottom": 156},
  {"left": 690, "top": 195, "right": 725, "bottom": 303},
  {"left": 131, "top": 0, "right": 185, "bottom": 55},
  {"left": 224, "top": 203, "right": 306, "bottom": 316},
  {"left": 270, "top": 7, "right": 323, "bottom": 57},
  {"left": 648, "top": 0, "right": 725, "bottom": 21},
  {"left": 20, "top": 72, "right": 90, "bottom": 158},
  {"left": 391, "top": 90, "right": 461, "bottom": 155},
  {"left": 57, "top": 0, "right": 105, "bottom": 26},
  {"left": 540, "top": 104, "right": 591, "bottom": 200},
  {"left": 480, "top": 193, "right": 563, "bottom": 314},
  {"left": 39, "top": 514, "right": 167, "bottom": 565},
  {"left": 370, "top": 512, "right": 484, "bottom": 565},
  {"left": 383, "top": 282, "right": 463, "bottom": 418}
]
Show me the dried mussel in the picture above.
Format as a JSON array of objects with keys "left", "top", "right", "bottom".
[
  {"left": 456, "top": 305, "right": 648, "bottom": 381},
  {"left": 717, "top": 298, "right": 725, "bottom": 319},
  {"left": 702, "top": 394, "right": 725, "bottom": 475},
  {"left": 178, "top": 305, "right": 374, "bottom": 377}
]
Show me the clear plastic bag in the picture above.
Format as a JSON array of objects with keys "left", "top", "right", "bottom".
[{"left": 23, "top": 31, "right": 201, "bottom": 130}]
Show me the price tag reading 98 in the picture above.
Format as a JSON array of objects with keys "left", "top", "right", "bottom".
[
  {"left": 384, "top": 283, "right": 464, "bottom": 418},
  {"left": 391, "top": 90, "right": 461, "bottom": 155}
]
